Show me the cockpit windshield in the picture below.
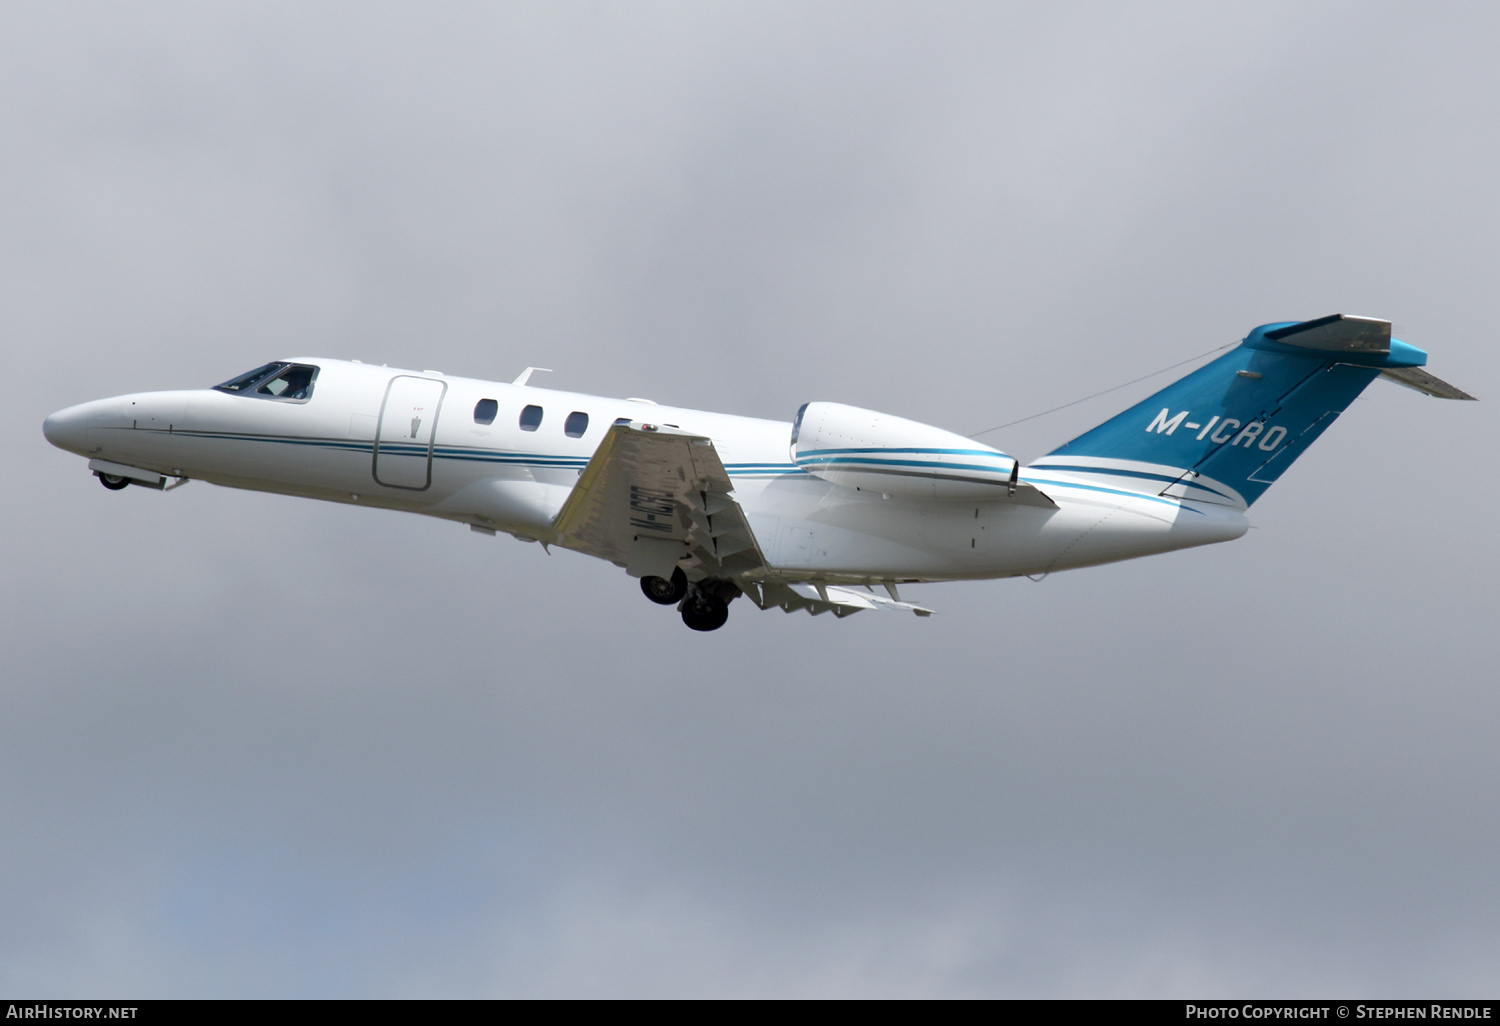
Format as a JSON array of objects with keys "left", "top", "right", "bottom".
[
  {"left": 216, "top": 363, "right": 287, "bottom": 392},
  {"left": 213, "top": 362, "right": 319, "bottom": 402}
]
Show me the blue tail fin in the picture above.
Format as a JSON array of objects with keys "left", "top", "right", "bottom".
[{"left": 1030, "top": 315, "right": 1454, "bottom": 508}]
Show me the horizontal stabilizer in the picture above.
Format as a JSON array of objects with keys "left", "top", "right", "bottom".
[
  {"left": 1379, "top": 366, "right": 1477, "bottom": 400},
  {"left": 1264, "top": 314, "right": 1391, "bottom": 353}
]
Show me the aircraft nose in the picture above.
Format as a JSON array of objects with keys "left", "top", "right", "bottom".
[{"left": 42, "top": 404, "right": 89, "bottom": 454}]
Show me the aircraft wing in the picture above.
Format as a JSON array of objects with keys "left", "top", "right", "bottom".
[
  {"left": 551, "top": 421, "right": 769, "bottom": 581},
  {"left": 552, "top": 423, "right": 936, "bottom": 620}
]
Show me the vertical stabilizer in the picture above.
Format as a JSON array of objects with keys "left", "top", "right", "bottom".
[{"left": 1030, "top": 316, "right": 1466, "bottom": 508}]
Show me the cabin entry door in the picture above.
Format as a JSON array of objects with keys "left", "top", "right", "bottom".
[{"left": 373, "top": 375, "right": 447, "bottom": 490}]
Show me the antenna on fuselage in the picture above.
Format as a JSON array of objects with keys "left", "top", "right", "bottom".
[{"left": 513, "top": 367, "right": 553, "bottom": 386}]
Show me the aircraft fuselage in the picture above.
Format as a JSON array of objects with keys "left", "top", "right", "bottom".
[{"left": 42, "top": 358, "right": 1247, "bottom": 586}]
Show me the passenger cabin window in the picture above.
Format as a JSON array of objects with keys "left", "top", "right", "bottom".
[
  {"left": 565, "top": 411, "right": 589, "bottom": 438},
  {"left": 474, "top": 398, "right": 498, "bottom": 425},
  {"left": 213, "top": 362, "right": 319, "bottom": 402},
  {"left": 519, "top": 404, "right": 543, "bottom": 431}
]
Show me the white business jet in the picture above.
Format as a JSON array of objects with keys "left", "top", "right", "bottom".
[{"left": 43, "top": 315, "right": 1471, "bottom": 630}]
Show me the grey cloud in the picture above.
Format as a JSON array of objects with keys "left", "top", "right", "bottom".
[{"left": 3, "top": 1, "right": 1498, "bottom": 997}]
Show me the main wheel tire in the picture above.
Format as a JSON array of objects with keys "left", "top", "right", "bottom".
[
  {"left": 680, "top": 595, "right": 729, "bottom": 632},
  {"left": 98, "top": 474, "right": 130, "bottom": 491},
  {"left": 640, "top": 567, "right": 688, "bottom": 605}
]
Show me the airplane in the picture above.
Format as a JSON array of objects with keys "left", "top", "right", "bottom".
[{"left": 42, "top": 314, "right": 1473, "bottom": 631}]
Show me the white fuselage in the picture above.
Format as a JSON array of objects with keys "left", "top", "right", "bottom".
[{"left": 42, "top": 359, "right": 1248, "bottom": 585}]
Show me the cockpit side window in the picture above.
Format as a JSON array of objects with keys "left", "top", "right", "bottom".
[{"left": 214, "top": 362, "right": 319, "bottom": 402}]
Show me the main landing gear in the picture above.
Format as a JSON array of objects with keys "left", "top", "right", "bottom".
[
  {"left": 639, "top": 569, "right": 739, "bottom": 632},
  {"left": 679, "top": 586, "right": 731, "bottom": 632},
  {"left": 640, "top": 567, "right": 688, "bottom": 605},
  {"left": 98, "top": 473, "right": 130, "bottom": 491}
]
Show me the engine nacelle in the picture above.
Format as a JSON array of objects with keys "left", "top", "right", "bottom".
[{"left": 791, "top": 401, "right": 1018, "bottom": 501}]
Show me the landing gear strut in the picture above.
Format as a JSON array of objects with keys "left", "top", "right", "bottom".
[
  {"left": 640, "top": 567, "right": 688, "bottom": 605},
  {"left": 679, "top": 579, "right": 740, "bottom": 632}
]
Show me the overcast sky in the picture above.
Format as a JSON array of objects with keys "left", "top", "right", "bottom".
[{"left": 4, "top": 1, "right": 1498, "bottom": 997}]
